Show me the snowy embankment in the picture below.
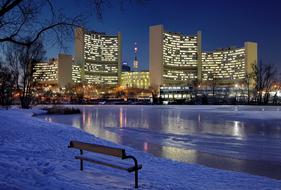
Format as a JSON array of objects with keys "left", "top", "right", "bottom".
[{"left": 0, "top": 108, "right": 280, "bottom": 190}]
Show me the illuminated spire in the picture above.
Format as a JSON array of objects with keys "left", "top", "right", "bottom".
[{"left": 133, "top": 42, "right": 139, "bottom": 70}]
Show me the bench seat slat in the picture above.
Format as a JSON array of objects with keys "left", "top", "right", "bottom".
[
  {"left": 70, "top": 141, "right": 125, "bottom": 158},
  {"left": 75, "top": 156, "right": 128, "bottom": 171},
  {"left": 75, "top": 156, "right": 142, "bottom": 172}
]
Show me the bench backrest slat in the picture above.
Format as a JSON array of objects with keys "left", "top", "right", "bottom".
[{"left": 69, "top": 141, "right": 125, "bottom": 158}]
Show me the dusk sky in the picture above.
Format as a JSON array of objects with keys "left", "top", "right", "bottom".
[{"left": 48, "top": 0, "right": 281, "bottom": 71}]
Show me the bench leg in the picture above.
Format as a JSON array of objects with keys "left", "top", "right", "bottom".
[
  {"left": 80, "top": 149, "right": 83, "bottom": 171},
  {"left": 135, "top": 170, "right": 138, "bottom": 188},
  {"left": 80, "top": 160, "right": 83, "bottom": 171}
]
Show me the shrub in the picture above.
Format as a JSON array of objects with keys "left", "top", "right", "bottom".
[{"left": 42, "top": 106, "right": 81, "bottom": 115}]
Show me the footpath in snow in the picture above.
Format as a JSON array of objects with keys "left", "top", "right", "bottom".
[{"left": 0, "top": 108, "right": 280, "bottom": 190}]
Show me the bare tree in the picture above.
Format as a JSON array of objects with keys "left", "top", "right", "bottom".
[
  {"left": 5, "top": 40, "right": 45, "bottom": 108},
  {"left": 0, "top": 0, "right": 147, "bottom": 48},
  {"left": 0, "top": 0, "right": 113, "bottom": 47},
  {"left": 243, "top": 70, "right": 256, "bottom": 104},
  {"left": 1, "top": 0, "right": 147, "bottom": 108},
  {"left": 208, "top": 73, "right": 217, "bottom": 98},
  {"left": 252, "top": 61, "right": 277, "bottom": 104},
  {"left": 0, "top": 63, "right": 15, "bottom": 107},
  {"left": 190, "top": 78, "right": 199, "bottom": 103}
]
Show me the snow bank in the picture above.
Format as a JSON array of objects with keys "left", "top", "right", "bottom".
[{"left": 0, "top": 108, "right": 280, "bottom": 189}]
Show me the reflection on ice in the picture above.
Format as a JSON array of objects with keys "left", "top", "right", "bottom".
[
  {"left": 233, "top": 121, "right": 244, "bottom": 137},
  {"left": 38, "top": 105, "right": 281, "bottom": 179},
  {"left": 161, "top": 146, "right": 198, "bottom": 163},
  {"left": 143, "top": 142, "right": 148, "bottom": 152},
  {"left": 72, "top": 118, "right": 80, "bottom": 128}
]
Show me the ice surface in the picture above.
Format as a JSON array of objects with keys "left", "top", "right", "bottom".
[
  {"left": 38, "top": 105, "right": 281, "bottom": 162},
  {"left": 0, "top": 107, "right": 281, "bottom": 189}
]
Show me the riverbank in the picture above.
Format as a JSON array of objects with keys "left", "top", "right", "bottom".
[{"left": 0, "top": 108, "right": 280, "bottom": 189}]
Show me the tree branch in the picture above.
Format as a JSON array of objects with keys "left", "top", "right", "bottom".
[
  {"left": 0, "top": 0, "right": 23, "bottom": 17},
  {"left": 0, "top": 21, "right": 80, "bottom": 46}
]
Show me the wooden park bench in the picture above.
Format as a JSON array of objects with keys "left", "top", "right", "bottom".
[{"left": 68, "top": 140, "right": 142, "bottom": 188}]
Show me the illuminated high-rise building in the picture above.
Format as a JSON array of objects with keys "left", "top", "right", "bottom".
[
  {"left": 149, "top": 25, "right": 257, "bottom": 89},
  {"left": 74, "top": 27, "right": 122, "bottom": 85},
  {"left": 33, "top": 54, "right": 73, "bottom": 87},
  {"left": 202, "top": 42, "right": 257, "bottom": 86},
  {"left": 149, "top": 25, "right": 202, "bottom": 88}
]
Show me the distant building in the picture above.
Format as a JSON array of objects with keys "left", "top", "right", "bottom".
[
  {"left": 149, "top": 24, "right": 257, "bottom": 89},
  {"left": 121, "top": 71, "right": 150, "bottom": 89},
  {"left": 202, "top": 42, "right": 257, "bottom": 87},
  {"left": 33, "top": 54, "right": 72, "bottom": 87},
  {"left": 74, "top": 27, "right": 122, "bottom": 85},
  {"left": 122, "top": 62, "right": 131, "bottom": 72},
  {"left": 149, "top": 25, "right": 202, "bottom": 88}
]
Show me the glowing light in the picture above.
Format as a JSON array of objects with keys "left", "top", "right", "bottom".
[
  {"left": 119, "top": 107, "right": 123, "bottom": 128},
  {"left": 233, "top": 121, "right": 240, "bottom": 136},
  {"left": 143, "top": 142, "right": 148, "bottom": 151}
]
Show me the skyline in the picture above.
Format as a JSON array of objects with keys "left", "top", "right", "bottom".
[{"left": 46, "top": 0, "right": 281, "bottom": 71}]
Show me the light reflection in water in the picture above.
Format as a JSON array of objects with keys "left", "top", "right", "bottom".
[
  {"left": 233, "top": 121, "right": 245, "bottom": 137},
  {"left": 143, "top": 142, "right": 148, "bottom": 152},
  {"left": 71, "top": 109, "right": 120, "bottom": 144},
  {"left": 233, "top": 121, "right": 240, "bottom": 136},
  {"left": 46, "top": 117, "right": 52, "bottom": 123},
  {"left": 120, "top": 107, "right": 123, "bottom": 128},
  {"left": 72, "top": 119, "right": 80, "bottom": 128},
  {"left": 161, "top": 146, "right": 198, "bottom": 163},
  {"left": 38, "top": 105, "right": 281, "bottom": 180}
]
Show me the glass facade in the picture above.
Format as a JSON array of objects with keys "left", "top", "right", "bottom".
[
  {"left": 82, "top": 31, "right": 120, "bottom": 85},
  {"left": 163, "top": 32, "right": 199, "bottom": 85},
  {"left": 202, "top": 48, "right": 246, "bottom": 82},
  {"left": 33, "top": 60, "right": 58, "bottom": 84}
]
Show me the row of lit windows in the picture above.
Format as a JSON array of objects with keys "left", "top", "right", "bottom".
[
  {"left": 163, "top": 32, "right": 198, "bottom": 68},
  {"left": 85, "top": 62, "right": 118, "bottom": 74},
  {"left": 84, "top": 33, "right": 118, "bottom": 62},
  {"left": 163, "top": 69, "right": 197, "bottom": 82},
  {"left": 33, "top": 62, "right": 58, "bottom": 82},
  {"left": 72, "top": 64, "right": 81, "bottom": 83},
  {"left": 202, "top": 48, "right": 246, "bottom": 81},
  {"left": 85, "top": 74, "right": 118, "bottom": 85}
]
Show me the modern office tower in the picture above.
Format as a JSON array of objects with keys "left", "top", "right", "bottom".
[
  {"left": 57, "top": 54, "right": 73, "bottom": 87},
  {"left": 202, "top": 42, "right": 257, "bottom": 86},
  {"left": 74, "top": 27, "right": 122, "bottom": 85},
  {"left": 33, "top": 59, "right": 58, "bottom": 85},
  {"left": 121, "top": 71, "right": 150, "bottom": 89},
  {"left": 149, "top": 25, "right": 202, "bottom": 89},
  {"left": 33, "top": 54, "right": 73, "bottom": 87}
]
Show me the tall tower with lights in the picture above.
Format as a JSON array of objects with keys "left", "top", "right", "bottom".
[{"left": 133, "top": 42, "right": 139, "bottom": 71}]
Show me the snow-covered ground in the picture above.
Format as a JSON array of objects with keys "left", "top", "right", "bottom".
[{"left": 0, "top": 108, "right": 281, "bottom": 189}]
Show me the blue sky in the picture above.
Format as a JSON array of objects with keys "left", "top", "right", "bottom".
[{"left": 47, "top": 0, "right": 281, "bottom": 71}]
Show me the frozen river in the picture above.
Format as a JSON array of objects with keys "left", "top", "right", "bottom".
[{"left": 37, "top": 105, "right": 281, "bottom": 179}]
